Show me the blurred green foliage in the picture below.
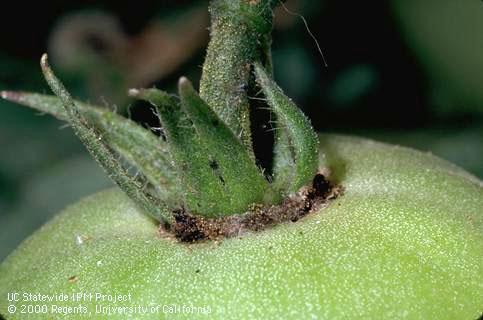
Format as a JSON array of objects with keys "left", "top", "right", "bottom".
[{"left": 391, "top": 0, "right": 483, "bottom": 116}]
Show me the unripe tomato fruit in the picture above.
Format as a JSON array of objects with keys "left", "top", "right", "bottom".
[{"left": 1, "top": 135, "right": 482, "bottom": 319}]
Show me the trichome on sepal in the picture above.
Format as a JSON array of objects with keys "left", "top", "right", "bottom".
[
  {"left": 2, "top": 53, "right": 320, "bottom": 224},
  {"left": 254, "top": 62, "right": 319, "bottom": 194},
  {"left": 40, "top": 54, "right": 173, "bottom": 223}
]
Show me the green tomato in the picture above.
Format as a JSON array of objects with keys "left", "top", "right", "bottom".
[{"left": 1, "top": 135, "right": 482, "bottom": 319}]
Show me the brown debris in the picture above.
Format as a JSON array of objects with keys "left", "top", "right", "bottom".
[{"left": 162, "top": 173, "right": 343, "bottom": 243}]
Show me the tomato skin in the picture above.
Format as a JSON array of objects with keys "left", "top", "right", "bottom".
[{"left": 1, "top": 135, "right": 482, "bottom": 319}]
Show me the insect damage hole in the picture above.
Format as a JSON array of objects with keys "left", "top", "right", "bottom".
[
  {"left": 209, "top": 159, "right": 225, "bottom": 185},
  {"left": 165, "top": 172, "right": 342, "bottom": 242}
]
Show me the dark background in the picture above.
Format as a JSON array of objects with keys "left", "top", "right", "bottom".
[{"left": 1, "top": 0, "right": 482, "bottom": 259}]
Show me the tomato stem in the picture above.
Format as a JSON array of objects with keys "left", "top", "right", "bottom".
[{"left": 200, "top": 0, "right": 276, "bottom": 156}]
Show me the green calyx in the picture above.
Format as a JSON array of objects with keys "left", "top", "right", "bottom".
[
  {"left": 254, "top": 62, "right": 319, "bottom": 193},
  {"left": 1, "top": 0, "right": 319, "bottom": 224},
  {"left": 128, "top": 80, "right": 272, "bottom": 217}
]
